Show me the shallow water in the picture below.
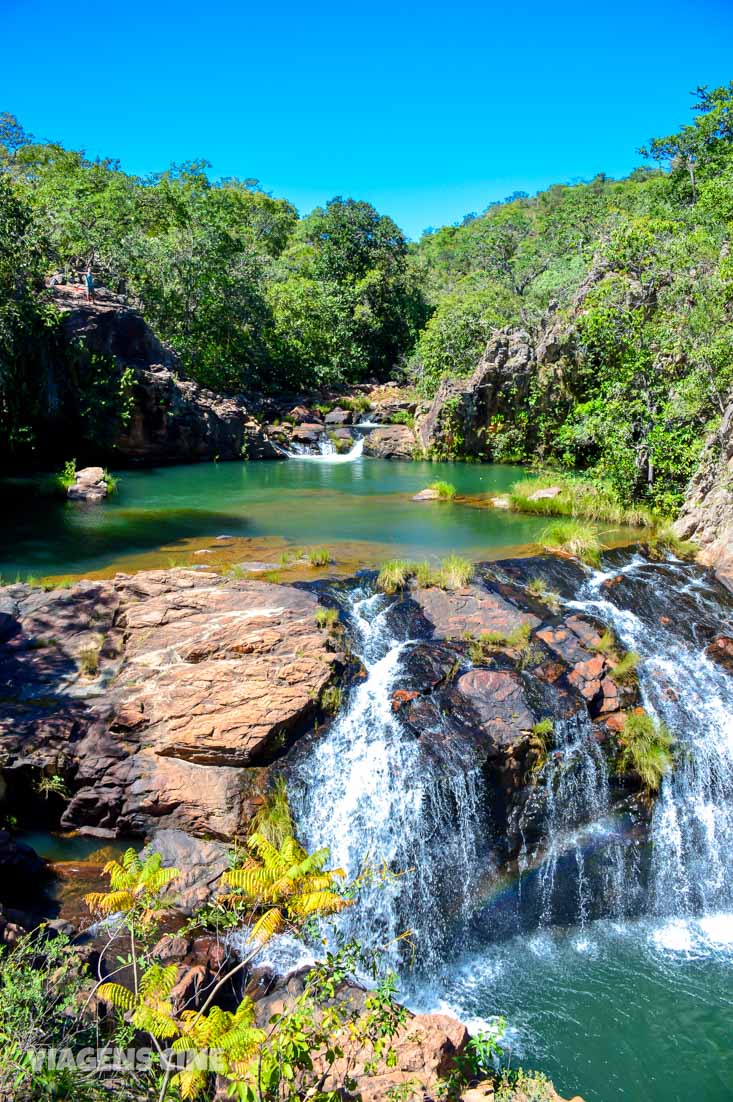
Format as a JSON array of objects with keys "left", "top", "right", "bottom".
[{"left": 1, "top": 458, "right": 557, "bottom": 579}]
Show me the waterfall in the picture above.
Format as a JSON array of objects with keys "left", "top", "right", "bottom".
[
  {"left": 284, "top": 437, "right": 365, "bottom": 462},
  {"left": 517, "top": 712, "right": 628, "bottom": 931},
  {"left": 570, "top": 556, "right": 733, "bottom": 918},
  {"left": 289, "top": 584, "right": 487, "bottom": 971}
]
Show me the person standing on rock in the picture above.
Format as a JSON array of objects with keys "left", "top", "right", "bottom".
[{"left": 84, "top": 266, "right": 95, "bottom": 303}]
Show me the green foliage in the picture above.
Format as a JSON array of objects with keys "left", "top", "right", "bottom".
[
  {"left": 616, "top": 711, "right": 676, "bottom": 793},
  {"left": 540, "top": 520, "right": 602, "bottom": 566},
  {"left": 427, "top": 480, "right": 457, "bottom": 499},
  {"left": 321, "top": 684, "right": 342, "bottom": 713},
  {"left": 306, "top": 546, "right": 331, "bottom": 567},
  {"left": 591, "top": 630, "right": 616, "bottom": 656},
  {"left": 435, "top": 554, "right": 473, "bottom": 589},
  {"left": 315, "top": 606, "right": 340, "bottom": 631},
  {"left": 377, "top": 558, "right": 414, "bottom": 594},
  {"left": 525, "top": 576, "right": 561, "bottom": 612},
  {"left": 609, "top": 651, "right": 641, "bottom": 684},
  {"left": 0, "top": 929, "right": 100, "bottom": 1101},
  {"left": 509, "top": 474, "right": 656, "bottom": 527}
]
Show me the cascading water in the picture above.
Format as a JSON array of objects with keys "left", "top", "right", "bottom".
[
  {"left": 517, "top": 711, "right": 628, "bottom": 932},
  {"left": 289, "top": 583, "right": 488, "bottom": 970},
  {"left": 570, "top": 556, "right": 733, "bottom": 918},
  {"left": 284, "top": 437, "right": 365, "bottom": 461}
]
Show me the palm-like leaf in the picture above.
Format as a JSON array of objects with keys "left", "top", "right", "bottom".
[{"left": 250, "top": 906, "right": 285, "bottom": 945}]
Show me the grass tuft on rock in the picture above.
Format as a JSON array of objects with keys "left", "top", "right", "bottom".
[
  {"left": 647, "top": 524, "right": 698, "bottom": 562},
  {"left": 610, "top": 650, "right": 640, "bottom": 684},
  {"left": 427, "top": 480, "right": 457, "bottom": 500},
  {"left": 616, "top": 710, "right": 675, "bottom": 793},
  {"left": 306, "top": 547, "right": 331, "bottom": 567},
  {"left": 435, "top": 554, "right": 473, "bottom": 589},
  {"left": 540, "top": 520, "right": 602, "bottom": 567},
  {"left": 315, "top": 607, "right": 340, "bottom": 631},
  {"left": 377, "top": 559, "right": 414, "bottom": 594},
  {"left": 467, "top": 622, "right": 531, "bottom": 662},
  {"left": 525, "top": 576, "right": 562, "bottom": 612},
  {"left": 590, "top": 630, "right": 616, "bottom": 656}
]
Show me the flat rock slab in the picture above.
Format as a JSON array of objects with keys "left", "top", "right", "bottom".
[
  {"left": 0, "top": 570, "right": 341, "bottom": 840},
  {"left": 454, "top": 668, "right": 535, "bottom": 747},
  {"left": 414, "top": 584, "right": 539, "bottom": 641}
]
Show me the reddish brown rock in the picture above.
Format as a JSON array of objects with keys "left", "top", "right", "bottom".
[
  {"left": 415, "top": 585, "right": 539, "bottom": 641},
  {"left": 706, "top": 635, "right": 733, "bottom": 674},
  {"left": 0, "top": 570, "right": 342, "bottom": 842},
  {"left": 455, "top": 669, "right": 535, "bottom": 747}
]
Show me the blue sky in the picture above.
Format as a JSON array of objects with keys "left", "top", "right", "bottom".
[{"left": 2, "top": 0, "right": 732, "bottom": 238}]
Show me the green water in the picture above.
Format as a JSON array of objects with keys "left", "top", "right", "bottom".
[
  {"left": 0, "top": 458, "right": 557, "bottom": 578},
  {"left": 423, "top": 915, "right": 733, "bottom": 1102}
]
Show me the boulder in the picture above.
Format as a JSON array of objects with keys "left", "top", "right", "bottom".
[
  {"left": 53, "top": 289, "right": 282, "bottom": 465},
  {"left": 415, "top": 583, "right": 539, "bottom": 641},
  {"left": 144, "top": 829, "right": 230, "bottom": 914},
  {"left": 363, "top": 425, "right": 416, "bottom": 460},
  {"left": 415, "top": 331, "right": 534, "bottom": 459},
  {"left": 68, "top": 466, "right": 109, "bottom": 502},
  {"left": 291, "top": 423, "right": 324, "bottom": 445},
  {"left": 674, "top": 400, "right": 733, "bottom": 591},
  {"left": 324, "top": 407, "right": 353, "bottom": 425}
]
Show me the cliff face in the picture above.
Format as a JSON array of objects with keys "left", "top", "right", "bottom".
[
  {"left": 53, "top": 288, "right": 282, "bottom": 465},
  {"left": 674, "top": 402, "right": 733, "bottom": 592}
]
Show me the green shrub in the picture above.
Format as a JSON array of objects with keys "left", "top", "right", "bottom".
[
  {"left": 540, "top": 520, "right": 602, "bottom": 566},
  {"left": 389, "top": 409, "right": 414, "bottom": 426},
  {"left": 414, "top": 561, "right": 437, "bottom": 587},
  {"left": 617, "top": 711, "right": 675, "bottom": 792}
]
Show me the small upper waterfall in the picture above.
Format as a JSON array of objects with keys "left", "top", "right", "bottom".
[
  {"left": 289, "top": 583, "right": 488, "bottom": 970},
  {"left": 284, "top": 436, "right": 365, "bottom": 462},
  {"left": 571, "top": 556, "right": 733, "bottom": 918}
]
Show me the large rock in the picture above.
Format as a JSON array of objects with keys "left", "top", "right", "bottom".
[
  {"left": 0, "top": 570, "right": 343, "bottom": 841},
  {"left": 415, "top": 331, "right": 533, "bottom": 459},
  {"left": 674, "top": 401, "right": 733, "bottom": 591},
  {"left": 54, "top": 289, "right": 282, "bottom": 465},
  {"left": 363, "top": 424, "right": 416, "bottom": 460},
  {"left": 67, "top": 465, "right": 108, "bottom": 502}
]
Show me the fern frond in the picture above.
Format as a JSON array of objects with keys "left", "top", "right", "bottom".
[
  {"left": 250, "top": 907, "right": 285, "bottom": 945},
  {"left": 222, "top": 867, "right": 272, "bottom": 897},
  {"left": 133, "top": 1005, "right": 179, "bottom": 1039},
  {"left": 290, "top": 891, "right": 352, "bottom": 918},
  {"left": 84, "top": 889, "right": 135, "bottom": 915},
  {"left": 141, "top": 963, "right": 179, "bottom": 999},
  {"left": 172, "top": 1069, "right": 207, "bottom": 1100},
  {"left": 140, "top": 866, "right": 180, "bottom": 894},
  {"left": 248, "top": 832, "right": 287, "bottom": 875},
  {"left": 98, "top": 982, "right": 137, "bottom": 1012}
]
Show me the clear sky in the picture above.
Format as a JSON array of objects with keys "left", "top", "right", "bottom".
[{"left": 2, "top": 0, "right": 732, "bottom": 238}]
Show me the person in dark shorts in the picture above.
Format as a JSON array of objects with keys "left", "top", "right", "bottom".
[{"left": 84, "top": 267, "right": 95, "bottom": 302}]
